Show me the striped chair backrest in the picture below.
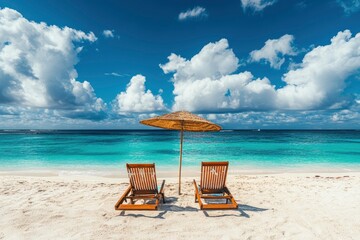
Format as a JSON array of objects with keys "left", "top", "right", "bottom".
[
  {"left": 127, "top": 163, "right": 158, "bottom": 193},
  {"left": 200, "top": 162, "right": 229, "bottom": 191}
]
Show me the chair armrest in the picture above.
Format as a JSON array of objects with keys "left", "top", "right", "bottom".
[
  {"left": 193, "top": 179, "right": 203, "bottom": 208},
  {"left": 114, "top": 185, "right": 132, "bottom": 210}
]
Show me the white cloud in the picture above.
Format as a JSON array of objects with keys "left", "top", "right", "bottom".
[
  {"left": 102, "top": 29, "right": 114, "bottom": 38},
  {"left": 203, "top": 108, "right": 360, "bottom": 129},
  {"left": 104, "top": 72, "right": 129, "bottom": 77},
  {"left": 0, "top": 8, "right": 105, "bottom": 119},
  {"left": 250, "top": 34, "right": 297, "bottom": 69},
  {"left": 160, "top": 30, "right": 360, "bottom": 113},
  {"left": 178, "top": 6, "right": 207, "bottom": 21},
  {"left": 277, "top": 30, "right": 360, "bottom": 110},
  {"left": 0, "top": 106, "right": 108, "bottom": 129},
  {"left": 207, "top": 112, "right": 299, "bottom": 126},
  {"left": 336, "top": 0, "right": 360, "bottom": 15},
  {"left": 160, "top": 39, "right": 239, "bottom": 81},
  {"left": 331, "top": 109, "right": 358, "bottom": 122},
  {"left": 240, "top": 0, "right": 277, "bottom": 12},
  {"left": 160, "top": 39, "right": 276, "bottom": 112},
  {"left": 112, "top": 75, "right": 165, "bottom": 113}
]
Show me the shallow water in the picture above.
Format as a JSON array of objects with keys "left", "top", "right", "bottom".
[{"left": 0, "top": 130, "right": 359, "bottom": 171}]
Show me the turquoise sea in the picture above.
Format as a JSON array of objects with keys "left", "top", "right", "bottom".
[{"left": 0, "top": 130, "right": 359, "bottom": 173}]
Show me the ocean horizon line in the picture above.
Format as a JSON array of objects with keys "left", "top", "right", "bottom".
[{"left": 1, "top": 129, "right": 360, "bottom": 132}]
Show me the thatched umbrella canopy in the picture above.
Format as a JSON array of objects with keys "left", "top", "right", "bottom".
[{"left": 140, "top": 111, "right": 221, "bottom": 194}]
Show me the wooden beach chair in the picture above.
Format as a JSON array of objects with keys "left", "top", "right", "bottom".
[
  {"left": 115, "top": 163, "right": 165, "bottom": 210},
  {"left": 193, "top": 161, "right": 238, "bottom": 210}
]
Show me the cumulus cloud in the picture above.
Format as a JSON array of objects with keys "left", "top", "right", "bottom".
[
  {"left": 160, "top": 39, "right": 239, "bottom": 80},
  {"left": 249, "top": 34, "right": 297, "bottom": 69},
  {"left": 0, "top": 106, "right": 111, "bottom": 129},
  {"left": 160, "top": 39, "right": 276, "bottom": 112},
  {"left": 277, "top": 30, "right": 360, "bottom": 110},
  {"left": 205, "top": 111, "right": 299, "bottom": 127},
  {"left": 331, "top": 109, "right": 359, "bottom": 122},
  {"left": 112, "top": 75, "right": 165, "bottom": 113},
  {"left": 240, "top": 0, "right": 277, "bottom": 12},
  {"left": 0, "top": 8, "right": 106, "bottom": 119},
  {"left": 178, "top": 6, "right": 207, "bottom": 21},
  {"left": 202, "top": 107, "right": 360, "bottom": 129},
  {"left": 160, "top": 30, "right": 360, "bottom": 113},
  {"left": 102, "top": 29, "right": 114, "bottom": 38},
  {"left": 336, "top": 0, "right": 360, "bottom": 15}
]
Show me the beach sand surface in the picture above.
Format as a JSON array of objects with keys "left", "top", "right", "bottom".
[{"left": 1, "top": 173, "right": 360, "bottom": 240}]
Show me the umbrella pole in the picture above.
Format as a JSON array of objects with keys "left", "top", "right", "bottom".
[{"left": 178, "top": 129, "right": 183, "bottom": 195}]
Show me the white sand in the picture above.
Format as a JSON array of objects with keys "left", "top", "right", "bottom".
[{"left": 1, "top": 172, "right": 360, "bottom": 240}]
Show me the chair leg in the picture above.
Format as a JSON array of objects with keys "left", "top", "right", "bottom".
[{"left": 162, "top": 193, "right": 165, "bottom": 203}]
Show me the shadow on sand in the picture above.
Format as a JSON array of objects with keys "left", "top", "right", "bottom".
[
  {"left": 203, "top": 204, "right": 268, "bottom": 218},
  {"left": 117, "top": 197, "right": 268, "bottom": 219},
  {"left": 117, "top": 197, "right": 198, "bottom": 219}
]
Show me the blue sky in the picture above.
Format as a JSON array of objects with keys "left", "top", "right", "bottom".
[{"left": 0, "top": 0, "right": 360, "bottom": 129}]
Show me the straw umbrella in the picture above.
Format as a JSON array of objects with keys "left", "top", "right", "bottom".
[{"left": 140, "top": 111, "right": 221, "bottom": 194}]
